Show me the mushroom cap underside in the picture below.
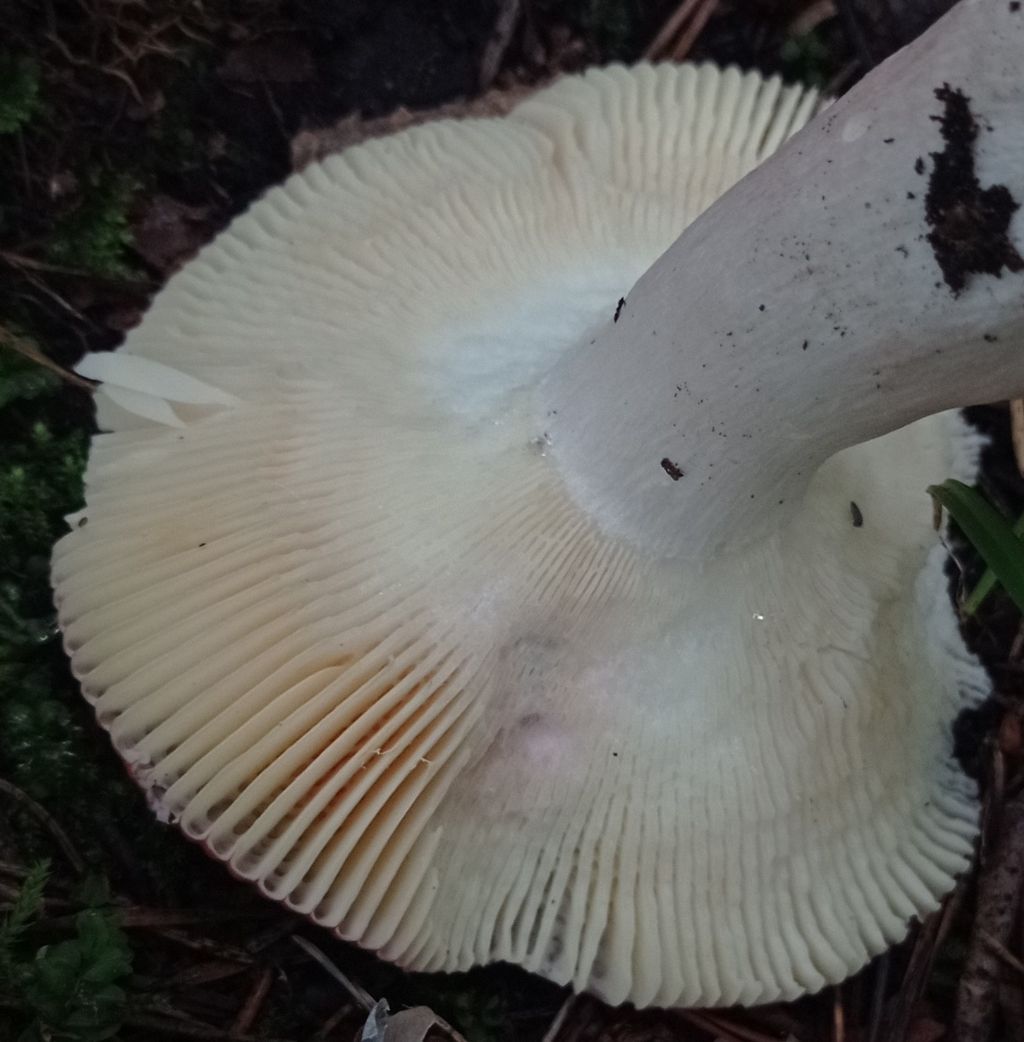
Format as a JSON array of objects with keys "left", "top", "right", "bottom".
[{"left": 52, "top": 63, "right": 988, "bottom": 1008}]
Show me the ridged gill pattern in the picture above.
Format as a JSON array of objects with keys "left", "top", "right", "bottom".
[{"left": 52, "top": 63, "right": 988, "bottom": 1007}]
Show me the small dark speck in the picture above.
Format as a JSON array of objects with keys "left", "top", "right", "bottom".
[
  {"left": 77, "top": 517, "right": 88, "bottom": 528},
  {"left": 777, "top": 499, "right": 785, "bottom": 506},
  {"left": 801, "top": 340, "right": 808, "bottom": 350},
  {"left": 198, "top": 542, "right": 207, "bottom": 548},
  {"left": 614, "top": 297, "right": 625, "bottom": 323},
  {"left": 661, "top": 458, "right": 685, "bottom": 481},
  {"left": 850, "top": 502, "right": 864, "bottom": 528},
  {"left": 983, "top": 333, "right": 998, "bottom": 342},
  {"left": 758, "top": 304, "right": 766, "bottom": 312},
  {"left": 1012, "top": 2, "right": 1021, "bottom": 11},
  {"left": 914, "top": 156, "right": 925, "bottom": 175},
  {"left": 612, "top": 751, "right": 619, "bottom": 757},
  {"left": 907, "top": 191, "right": 916, "bottom": 200},
  {"left": 883, "top": 137, "right": 895, "bottom": 144},
  {"left": 895, "top": 245, "right": 909, "bottom": 258}
]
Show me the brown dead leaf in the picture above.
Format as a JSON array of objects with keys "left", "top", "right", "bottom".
[
  {"left": 290, "top": 83, "right": 543, "bottom": 170},
  {"left": 356, "top": 1000, "right": 467, "bottom": 1042},
  {"left": 132, "top": 194, "right": 213, "bottom": 276},
  {"left": 905, "top": 1015, "right": 946, "bottom": 1042},
  {"left": 103, "top": 305, "right": 144, "bottom": 333},
  {"left": 999, "top": 709, "right": 1023, "bottom": 757},
  {"left": 381, "top": 1007, "right": 451, "bottom": 1042}
]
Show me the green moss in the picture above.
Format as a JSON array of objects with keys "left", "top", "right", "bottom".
[
  {"left": 0, "top": 351, "right": 89, "bottom": 816},
  {"left": 0, "top": 52, "right": 41, "bottom": 136},
  {"left": 0, "top": 348, "right": 59, "bottom": 411},
  {"left": 1, "top": 666, "right": 97, "bottom": 806},
  {"left": 0, "top": 418, "right": 86, "bottom": 563},
  {"left": 1, "top": 864, "right": 133, "bottom": 1042},
  {"left": 47, "top": 172, "right": 138, "bottom": 278},
  {"left": 0, "top": 358, "right": 230, "bottom": 889},
  {"left": 0, "top": 859, "right": 49, "bottom": 978}
]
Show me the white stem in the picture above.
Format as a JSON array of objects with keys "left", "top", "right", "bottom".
[{"left": 540, "top": 0, "right": 1024, "bottom": 560}]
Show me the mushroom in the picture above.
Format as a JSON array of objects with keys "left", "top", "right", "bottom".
[{"left": 52, "top": 0, "right": 1024, "bottom": 1009}]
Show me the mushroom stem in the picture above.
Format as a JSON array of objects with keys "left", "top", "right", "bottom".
[{"left": 539, "top": 0, "right": 1024, "bottom": 560}]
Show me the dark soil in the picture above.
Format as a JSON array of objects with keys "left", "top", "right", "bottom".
[{"left": 924, "top": 84, "right": 1023, "bottom": 295}]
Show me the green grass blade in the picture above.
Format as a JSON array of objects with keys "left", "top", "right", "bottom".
[
  {"left": 928, "top": 479, "right": 1024, "bottom": 616},
  {"left": 0, "top": 858, "right": 49, "bottom": 978},
  {"left": 963, "top": 510, "right": 1024, "bottom": 614}
]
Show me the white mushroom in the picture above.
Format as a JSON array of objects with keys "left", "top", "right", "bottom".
[{"left": 52, "top": 0, "right": 1024, "bottom": 1009}]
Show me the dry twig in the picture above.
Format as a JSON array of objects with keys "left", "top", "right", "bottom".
[
  {"left": 788, "top": 0, "right": 838, "bottom": 36},
  {"left": 885, "top": 885, "right": 964, "bottom": 1041},
  {"left": 291, "top": 935, "right": 375, "bottom": 1011},
  {"left": 245, "top": 915, "right": 298, "bottom": 954},
  {"left": 0, "top": 777, "right": 86, "bottom": 874},
  {"left": 981, "top": 931, "right": 1024, "bottom": 978},
  {"left": 162, "top": 961, "right": 253, "bottom": 990},
  {"left": 833, "top": 984, "right": 846, "bottom": 1042},
  {"left": 315, "top": 1001, "right": 357, "bottom": 1040},
  {"left": 480, "top": 0, "right": 522, "bottom": 89},
  {"left": 539, "top": 994, "right": 577, "bottom": 1042},
  {"left": 676, "top": 1008, "right": 788, "bottom": 1042},
  {"left": 230, "top": 965, "right": 274, "bottom": 1037},
  {"left": 0, "top": 249, "right": 149, "bottom": 286},
  {"left": 668, "top": 0, "right": 719, "bottom": 62},
  {"left": 954, "top": 787, "right": 1024, "bottom": 1042},
  {"left": 866, "top": 952, "right": 890, "bottom": 1042},
  {"left": 38, "top": 904, "right": 275, "bottom": 933},
  {"left": 0, "top": 324, "right": 96, "bottom": 390},
  {"left": 125, "top": 1011, "right": 295, "bottom": 1042},
  {"left": 152, "top": 928, "right": 256, "bottom": 964},
  {"left": 646, "top": 0, "right": 721, "bottom": 62},
  {"left": 645, "top": 0, "right": 703, "bottom": 58}
]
